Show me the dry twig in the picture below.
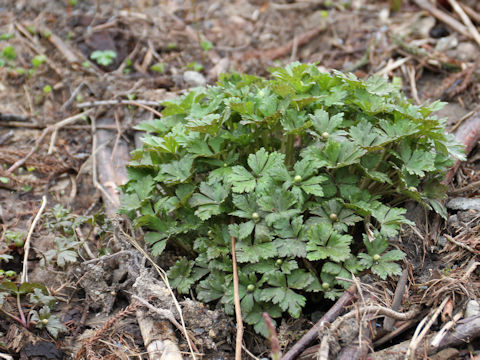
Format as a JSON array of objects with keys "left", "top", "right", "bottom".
[
  {"left": 244, "top": 23, "right": 327, "bottom": 61},
  {"left": 21, "top": 195, "right": 47, "bottom": 284},
  {"left": 281, "top": 285, "right": 357, "bottom": 360},
  {"left": 447, "top": 0, "right": 480, "bottom": 47},
  {"left": 7, "top": 110, "right": 93, "bottom": 174},
  {"left": 77, "top": 99, "right": 163, "bottom": 118},
  {"left": 412, "top": 0, "right": 470, "bottom": 38},
  {"left": 405, "top": 297, "right": 450, "bottom": 359},
  {"left": 319, "top": 304, "right": 420, "bottom": 360},
  {"left": 384, "top": 269, "right": 409, "bottom": 331},
  {"left": 231, "top": 234, "right": 244, "bottom": 360},
  {"left": 444, "top": 234, "right": 479, "bottom": 255}
]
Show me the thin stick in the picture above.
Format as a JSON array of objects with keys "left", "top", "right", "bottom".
[
  {"left": 447, "top": 0, "right": 480, "bottom": 47},
  {"left": 320, "top": 304, "right": 420, "bottom": 360},
  {"left": 231, "top": 235, "right": 243, "bottom": 360},
  {"left": 244, "top": 24, "right": 327, "bottom": 61},
  {"left": 334, "top": 304, "right": 420, "bottom": 325},
  {"left": 448, "top": 178, "right": 480, "bottom": 195},
  {"left": 7, "top": 110, "right": 93, "bottom": 174},
  {"left": 430, "top": 311, "right": 463, "bottom": 347},
  {"left": 281, "top": 285, "right": 357, "bottom": 360},
  {"left": 76, "top": 99, "right": 162, "bottom": 117},
  {"left": 444, "top": 234, "right": 479, "bottom": 254},
  {"left": 21, "top": 195, "right": 47, "bottom": 283},
  {"left": 374, "top": 319, "right": 418, "bottom": 347},
  {"left": 449, "top": 109, "right": 475, "bottom": 133},
  {"left": 1, "top": 122, "right": 117, "bottom": 130},
  {"left": 384, "top": 269, "right": 409, "bottom": 331},
  {"left": 460, "top": 2, "right": 480, "bottom": 24},
  {"left": 405, "top": 297, "right": 449, "bottom": 359}
]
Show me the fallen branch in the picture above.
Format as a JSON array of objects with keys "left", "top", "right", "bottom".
[{"left": 281, "top": 285, "right": 357, "bottom": 360}]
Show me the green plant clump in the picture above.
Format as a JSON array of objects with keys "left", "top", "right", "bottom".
[{"left": 120, "top": 62, "right": 464, "bottom": 336}]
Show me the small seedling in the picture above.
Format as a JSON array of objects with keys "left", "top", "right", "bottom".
[
  {"left": 0, "top": 255, "right": 13, "bottom": 263},
  {"left": 43, "top": 85, "right": 52, "bottom": 94},
  {"left": 1, "top": 45, "right": 16, "bottom": 60},
  {"left": 201, "top": 40, "right": 213, "bottom": 51},
  {"left": 187, "top": 61, "right": 203, "bottom": 72},
  {"left": 90, "top": 50, "right": 117, "bottom": 67},
  {"left": 31, "top": 54, "right": 46, "bottom": 68},
  {"left": 4, "top": 230, "right": 26, "bottom": 248},
  {"left": 150, "top": 62, "right": 165, "bottom": 73},
  {"left": 26, "top": 26, "right": 36, "bottom": 35},
  {"left": 0, "top": 33, "right": 14, "bottom": 41},
  {"left": 167, "top": 42, "right": 178, "bottom": 50}
]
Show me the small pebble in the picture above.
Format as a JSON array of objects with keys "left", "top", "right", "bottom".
[
  {"left": 415, "top": 16, "right": 435, "bottom": 38},
  {"left": 435, "top": 35, "right": 458, "bottom": 52},
  {"left": 437, "top": 236, "right": 447, "bottom": 248},
  {"left": 446, "top": 197, "right": 480, "bottom": 211},
  {"left": 456, "top": 42, "right": 478, "bottom": 62},
  {"left": 183, "top": 71, "right": 206, "bottom": 87},
  {"left": 430, "top": 24, "right": 450, "bottom": 38},
  {"left": 447, "top": 214, "right": 458, "bottom": 227}
]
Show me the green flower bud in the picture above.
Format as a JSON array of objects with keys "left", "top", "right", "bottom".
[
  {"left": 293, "top": 175, "right": 302, "bottom": 183},
  {"left": 321, "top": 132, "right": 329, "bottom": 139},
  {"left": 373, "top": 254, "right": 381, "bottom": 261},
  {"left": 252, "top": 212, "right": 260, "bottom": 221},
  {"left": 247, "top": 284, "right": 255, "bottom": 293},
  {"left": 322, "top": 282, "right": 330, "bottom": 290},
  {"left": 329, "top": 213, "right": 338, "bottom": 221}
]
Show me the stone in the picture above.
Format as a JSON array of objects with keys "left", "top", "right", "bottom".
[
  {"left": 446, "top": 197, "right": 480, "bottom": 211},
  {"left": 183, "top": 71, "right": 206, "bottom": 87},
  {"left": 456, "top": 42, "right": 478, "bottom": 62},
  {"left": 465, "top": 299, "right": 480, "bottom": 318},
  {"left": 415, "top": 16, "right": 435, "bottom": 38},
  {"left": 435, "top": 35, "right": 458, "bottom": 52}
]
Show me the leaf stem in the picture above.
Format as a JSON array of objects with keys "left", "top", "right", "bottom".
[
  {"left": 0, "top": 307, "right": 23, "bottom": 325},
  {"left": 285, "top": 134, "right": 295, "bottom": 168},
  {"left": 17, "top": 293, "right": 28, "bottom": 327}
]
